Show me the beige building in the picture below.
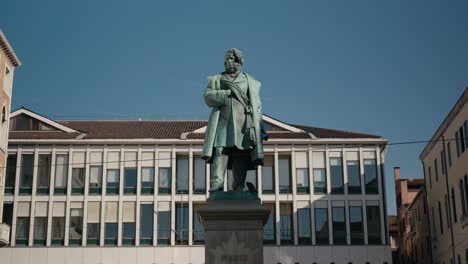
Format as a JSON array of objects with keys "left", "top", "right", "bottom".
[
  {"left": 0, "top": 31, "right": 21, "bottom": 247},
  {"left": 0, "top": 107, "right": 392, "bottom": 263},
  {"left": 420, "top": 87, "right": 468, "bottom": 264},
  {"left": 394, "top": 167, "right": 431, "bottom": 264}
]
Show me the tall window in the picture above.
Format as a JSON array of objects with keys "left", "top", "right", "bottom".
[
  {"left": 51, "top": 202, "right": 65, "bottom": 245},
  {"left": 19, "top": 154, "right": 34, "bottom": 194},
  {"left": 176, "top": 156, "right": 189, "bottom": 194},
  {"left": 141, "top": 152, "right": 155, "bottom": 194},
  {"left": 445, "top": 195, "right": 451, "bottom": 228},
  {"left": 263, "top": 203, "right": 275, "bottom": 244},
  {"left": 295, "top": 152, "right": 309, "bottom": 193},
  {"left": 33, "top": 202, "right": 48, "bottom": 246},
  {"left": 332, "top": 205, "right": 346, "bottom": 244},
  {"left": 140, "top": 204, "right": 154, "bottom": 245},
  {"left": 364, "top": 155, "right": 378, "bottom": 194},
  {"left": 176, "top": 204, "right": 189, "bottom": 245},
  {"left": 441, "top": 151, "right": 446, "bottom": 175},
  {"left": 105, "top": 202, "right": 118, "bottom": 245},
  {"left": 262, "top": 156, "right": 274, "bottom": 194},
  {"left": 159, "top": 152, "right": 172, "bottom": 194},
  {"left": 456, "top": 131, "right": 461, "bottom": 157},
  {"left": 313, "top": 152, "right": 327, "bottom": 194},
  {"left": 193, "top": 157, "right": 206, "bottom": 194},
  {"left": 297, "top": 207, "right": 311, "bottom": 244},
  {"left": 71, "top": 152, "right": 85, "bottom": 195},
  {"left": 280, "top": 203, "right": 293, "bottom": 244},
  {"left": 451, "top": 188, "right": 458, "bottom": 223},
  {"left": 2, "top": 203, "right": 13, "bottom": 242},
  {"left": 122, "top": 202, "right": 136, "bottom": 245},
  {"left": 36, "top": 154, "right": 51, "bottom": 195},
  {"left": 347, "top": 152, "right": 361, "bottom": 194},
  {"left": 16, "top": 202, "right": 30, "bottom": 246},
  {"left": 465, "top": 175, "right": 468, "bottom": 216},
  {"left": 106, "top": 152, "right": 120, "bottom": 195},
  {"left": 447, "top": 142, "right": 452, "bottom": 168},
  {"left": 349, "top": 206, "right": 364, "bottom": 244},
  {"left": 438, "top": 201, "right": 444, "bottom": 234},
  {"left": 459, "top": 126, "right": 466, "bottom": 153},
  {"left": 124, "top": 152, "right": 137, "bottom": 194},
  {"left": 366, "top": 204, "right": 381, "bottom": 244},
  {"left": 193, "top": 204, "right": 205, "bottom": 244},
  {"left": 69, "top": 203, "right": 83, "bottom": 245},
  {"left": 87, "top": 202, "right": 100, "bottom": 245},
  {"left": 54, "top": 154, "right": 68, "bottom": 195},
  {"left": 278, "top": 156, "right": 291, "bottom": 193},
  {"left": 89, "top": 152, "right": 103, "bottom": 195},
  {"left": 157, "top": 202, "right": 170, "bottom": 245},
  {"left": 434, "top": 159, "right": 439, "bottom": 182},
  {"left": 315, "top": 207, "right": 329, "bottom": 245},
  {"left": 5, "top": 155, "right": 17, "bottom": 195},
  {"left": 460, "top": 179, "right": 467, "bottom": 216},
  {"left": 330, "top": 155, "right": 344, "bottom": 194},
  {"left": 428, "top": 166, "right": 432, "bottom": 188}
]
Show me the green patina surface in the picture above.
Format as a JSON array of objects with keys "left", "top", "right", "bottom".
[{"left": 209, "top": 191, "right": 258, "bottom": 200}]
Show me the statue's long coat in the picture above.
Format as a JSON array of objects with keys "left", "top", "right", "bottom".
[{"left": 202, "top": 73, "right": 264, "bottom": 167}]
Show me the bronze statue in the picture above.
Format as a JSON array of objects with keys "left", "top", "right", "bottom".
[{"left": 202, "top": 48, "right": 268, "bottom": 192}]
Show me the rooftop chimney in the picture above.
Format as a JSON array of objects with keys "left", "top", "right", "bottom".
[{"left": 394, "top": 167, "right": 401, "bottom": 181}]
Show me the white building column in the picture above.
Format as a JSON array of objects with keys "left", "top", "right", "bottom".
[
  {"left": 46, "top": 147, "right": 57, "bottom": 246},
  {"left": 291, "top": 148, "right": 298, "bottom": 245},
  {"left": 188, "top": 148, "right": 193, "bottom": 246},
  {"left": 274, "top": 147, "right": 280, "bottom": 245},
  {"left": 28, "top": 147, "right": 39, "bottom": 246},
  {"left": 10, "top": 148, "right": 22, "bottom": 246},
  {"left": 170, "top": 147, "right": 176, "bottom": 246},
  {"left": 81, "top": 146, "right": 90, "bottom": 246},
  {"left": 64, "top": 148, "right": 73, "bottom": 246},
  {"left": 375, "top": 147, "right": 385, "bottom": 244}
]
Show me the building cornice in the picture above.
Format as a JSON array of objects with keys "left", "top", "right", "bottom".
[
  {"left": 420, "top": 87, "right": 468, "bottom": 160},
  {"left": 0, "top": 31, "right": 21, "bottom": 67}
]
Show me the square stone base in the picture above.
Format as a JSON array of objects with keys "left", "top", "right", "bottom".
[{"left": 198, "top": 195, "right": 270, "bottom": 264}]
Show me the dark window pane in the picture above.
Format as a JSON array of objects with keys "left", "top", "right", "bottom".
[
  {"left": 52, "top": 217, "right": 65, "bottom": 240},
  {"left": 87, "top": 223, "right": 100, "bottom": 239},
  {"left": 72, "top": 168, "right": 85, "bottom": 193},
  {"left": 175, "top": 205, "right": 188, "bottom": 244},
  {"left": 141, "top": 167, "right": 154, "bottom": 194},
  {"left": 315, "top": 208, "right": 329, "bottom": 244},
  {"left": 34, "top": 217, "right": 48, "bottom": 241},
  {"left": 176, "top": 157, "right": 189, "bottom": 193},
  {"left": 106, "top": 169, "right": 120, "bottom": 194},
  {"left": 16, "top": 217, "right": 30, "bottom": 245},
  {"left": 193, "top": 204, "right": 205, "bottom": 244},
  {"left": 5, "top": 155, "right": 17, "bottom": 194},
  {"left": 124, "top": 168, "right": 137, "bottom": 194},
  {"left": 20, "top": 154, "right": 34, "bottom": 190},
  {"left": 140, "top": 204, "right": 154, "bottom": 242},
  {"left": 297, "top": 207, "right": 311, "bottom": 244},
  {"left": 37, "top": 155, "right": 51, "bottom": 193},
  {"left": 347, "top": 160, "right": 361, "bottom": 194},
  {"left": 332, "top": 206, "right": 346, "bottom": 244},
  {"left": 123, "top": 223, "right": 136, "bottom": 241},
  {"left": 69, "top": 209, "right": 83, "bottom": 243},
  {"left": 193, "top": 158, "right": 206, "bottom": 193},
  {"left": 330, "top": 158, "right": 344, "bottom": 194},
  {"left": 350, "top": 206, "right": 364, "bottom": 244},
  {"left": 105, "top": 223, "right": 118, "bottom": 245},
  {"left": 263, "top": 204, "right": 275, "bottom": 244},
  {"left": 15, "top": 114, "right": 30, "bottom": 130},
  {"left": 278, "top": 157, "right": 291, "bottom": 193},
  {"left": 366, "top": 205, "right": 381, "bottom": 244},
  {"left": 280, "top": 203, "right": 293, "bottom": 244},
  {"left": 157, "top": 205, "right": 171, "bottom": 245},
  {"left": 364, "top": 159, "right": 378, "bottom": 194}
]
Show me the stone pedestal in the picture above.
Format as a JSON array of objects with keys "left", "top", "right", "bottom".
[{"left": 198, "top": 193, "right": 270, "bottom": 264}]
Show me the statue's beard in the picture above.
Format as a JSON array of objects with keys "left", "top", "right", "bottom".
[{"left": 225, "top": 63, "right": 240, "bottom": 74}]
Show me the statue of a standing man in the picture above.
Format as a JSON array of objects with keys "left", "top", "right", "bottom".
[{"left": 202, "top": 48, "right": 268, "bottom": 192}]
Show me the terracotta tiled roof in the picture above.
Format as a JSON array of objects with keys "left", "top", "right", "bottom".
[
  {"left": 292, "top": 124, "right": 382, "bottom": 139},
  {"left": 9, "top": 131, "right": 81, "bottom": 140},
  {"left": 58, "top": 120, "right": 208, "bottom": 139},
  {"left": 8, "top": 119, "right": 384, "bottom": 140}
]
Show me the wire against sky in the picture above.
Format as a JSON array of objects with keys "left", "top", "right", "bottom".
[{"left": 2, "top": 137, "right": 461, "bottom": 170}]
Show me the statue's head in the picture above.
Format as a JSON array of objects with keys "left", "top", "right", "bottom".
[{"left": 224, "top": 48, "right": 244, "bottom": 74}]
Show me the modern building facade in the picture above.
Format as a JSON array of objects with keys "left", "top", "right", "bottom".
[
  {"left": 394, "top": 167, "right": 431, "bottom": 264},
  {"left": 420, "top": 87, "right": 468, "bottom": 264},
  {"left": 0, "top": 31, "right": 21, "bottom": 246},
  {"left": 0, "top": 108, "right": 392, "bottom": 264}
]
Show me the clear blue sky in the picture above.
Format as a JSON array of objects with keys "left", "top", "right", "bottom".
[{"left": 2, "top": 0, "right": 468, "bottom": 214}]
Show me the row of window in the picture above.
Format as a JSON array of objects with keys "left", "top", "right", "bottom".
[
  {"left": 1, "top": 201, "right": 382, "bottom": 247},
  {"left": 263, "top": 202, "right": 382, "bottom": 245},
  {"left": 5, "top": 150, "right": 380, "bottom": 196}
]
